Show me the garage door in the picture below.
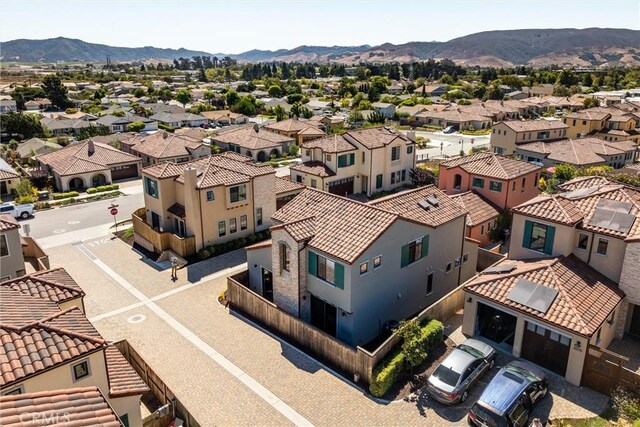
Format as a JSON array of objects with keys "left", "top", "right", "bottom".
[
  {"left": 328, "top": 177, "right": 354, "bottom": 196},
  {"left": 521, "top": 321, "right": 570, "bottom": 376},
  {"left": 111, "top": 164, "right": 139, "bottom": 180}
]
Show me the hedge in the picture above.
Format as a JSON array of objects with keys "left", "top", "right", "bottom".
[
  {"left": 197, "top": 230, "right": 271, "bottom": 260},
  {"left": 157, "top": 123, "right": 175, "bottom": 133},
  {"left": 87, "top": 184, "right": 119, "bottom": 194},
  {"left": 52, "top": 191, "right": 79, "bottom": 200},
  {"left": 369, "top": 319, "right": 444, "bottom": 397}
]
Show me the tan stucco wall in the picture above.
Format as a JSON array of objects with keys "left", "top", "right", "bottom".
[
  {"left": 59, "top": 170, "right": 112, "bottom": 192},
  {"left": 110, "top": 395, "right": 143, "bottom": 427},
  {"left": 0, "top": 228, "right": 25, "bottom": 280},
  {"left": 509, "top": 213, "right": 576, "bottom": 260}
]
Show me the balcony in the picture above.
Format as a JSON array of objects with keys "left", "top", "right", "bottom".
[{"left": 132, "top": 207, "right": 196, "bottom": 257}]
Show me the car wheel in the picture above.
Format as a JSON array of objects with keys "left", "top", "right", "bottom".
[
  {"left": 460, "top": 391, "right": 468, "bottom": 403},
  {"left": 20, "top": 212, "right": 29, "bottom": 219}
]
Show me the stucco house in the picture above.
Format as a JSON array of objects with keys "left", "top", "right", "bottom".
[
  {"left": 0, "top": 98, "right": 17, "bottom": 113},
  {"left": 200, "top": 110, "right": 248, "bottom": 126},
  {"left": 291, "top": 126, "right": 416, "bottom": 197},
  {"left": 0, "top": 158, "right": 20, "bottom": 197},
  {"left": 414, "top": 109, "right": 492, "bottom": 131},
  {"left": 211, "top": 124, "right": 295, "bottom": 162},
  {"left": 36, "top": 140, "right": 142, "bottom": 191},
  {"left": 263, "top": 118, "right": 326, "bottom": 145},
  {"left": 245, "top": 186, "right": 478, "bottom": 346},
  {"left": 15, "top": 137, "right": 62, "bottom": 160},
  {"left": 438, "top": 152, "right": 541, "bottom": 210},
  {"left": 451, "top": 191, "right": 501, "bottom": 247},
  {"left": 120, "top": 130, "right": 210, "bottom": 166},
  {"left": 372, "top": 102, "right": 396, "bottom": 118},
  {"left": 0, "top": 214, "right": 25, "bottom": 280},
  {"left": 490, "top": 120, "right": 569, "bottom": 155},
  {"left": 150, "top": 112, "right": 208, "bottom": 129}
]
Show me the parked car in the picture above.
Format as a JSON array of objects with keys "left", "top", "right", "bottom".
[
  {"left": 443, "top": 126, "right": 456, "bottom": 134},
  {"left": 427, "top": 338, "right": 495, "bottom": 404},
  {"left": 0, "top": 202, "right": 34, "bottom": 219},
  {"left": 467, "top": 360, "right": 548, "bottom": 427}
]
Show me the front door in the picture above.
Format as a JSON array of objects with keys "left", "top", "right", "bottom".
[
  {"left": 0, "top": 181, "right": 6, "bottom": 195},
  {"left": 261, "top": 267, "right": 273, "bottom": 302},
  {"left": 361, "top": 176, "right": 368, "bottom": 194},
  {"left": 151, "top": 212, "right": 160, "bottom": 230},
  {"left": 629, "top": 305, "right": 640, "bottom": 340},
  {"left": 310, "top": 295, "right": 337, "bottom": 337}
]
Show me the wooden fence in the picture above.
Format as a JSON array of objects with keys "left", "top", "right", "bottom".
[
  {"left": 582, "top": 344, "right": 640, "bottom": 396},
  {"left": 227, "top": 271, "right": 467, "bottom": 385},
  {"left": 114, "top": 340, "right": 200, "bottom": 427},
  {"left": 22, "top": 236, "right": 50, "bottom": 270},
  {"left": 132, "top": 208, "right": 196, "bottom": 257}
]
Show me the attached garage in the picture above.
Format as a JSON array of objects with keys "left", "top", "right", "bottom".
[
  {"left": 521, "top": 321, "right": 571, "bottom": 376},
  {"left": 328, "top": 177, "right": 354, "bottom": 196},
  {"left": 111, "top": 163, "right": 139, "bottom": 180}
]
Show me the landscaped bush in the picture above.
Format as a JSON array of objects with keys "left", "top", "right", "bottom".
[
  {"left": 59, "top": 197, "right": 77, "bottom": 205},
  {"left": 157, "top": 123, "right": 175, "bottom": 133},
  {"left": 416, "top": 319, "right": 444, "bottom": 351},
  {"left": 196, "top": 230, "right": 271, "bottom": 261},
  {"left": 370, "top": 349, "right": 406, "bottom": 397},
  {"left": 34, "top": 202, "right": 51, "bottom": 210},
  {"left": 52, "top": 191, "right": 79, "bottom": 200},
  {"left": 611, "top": 384, "right": 640, "bottom": 421},
  {"left": 16, "top": 196, "right": 35, "bottom": 204},
  {"left": 87, "top": 184, "right": 120, "bottom": 194}
]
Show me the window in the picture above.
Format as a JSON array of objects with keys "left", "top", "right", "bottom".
[
  {"left": 240, "top": 215, "right": 247, "bottom": 231},
  {"left": 401, "top": 170, "right": 406, "bottom": 182},
  {"left": 376, "top": 174, "right": 383, "bottom": 189},
  {"left": 463, "top": 253, "right": 469, "bottom": 263},
  {"left": 119, "top": 414, "right": 130, "bottom": 427},
  {"left": 338, "top": 153, "right": 355, "bottom": 168},
  {"left": 523, "top": 220, "right": 555, "bottom": 255},
  {"left": 534, "top": 173, "right": 539, "bottom": 187},
  {"left": 360, "top": 261, "right": 368, "bottom": 275},
  {"left": 3, "top": 385, "right": 24, "bottom": 396},
  {"left": 218, "top": 221, "right": 226, "bottom": 237},
  {"left": 472, "top": 177, "right": 484, "bottom": 188},
  {"left": 401, "top": 236, "right": 429, "bottom": 268},
  {"left": 512, "top": 181, "right": 516, "bottom": 191},
  {"left": 326, "top": 154, "right": 332, "bottom": 162},
  {"left": 229, "top": 218, "right": 237, "bottom": 234},
  {"left": 489, "top": 181, "right": 502, "bottom": 192},
  {"left": 256, "top": 208, "right": 263, "bottom": 226},
  {"left": 481, "top": 225, "right": 485, "bottom": 235},
  {"left": 390, "top": 171, "right": 401, "bottom": 184},
  {"left": 362, "top": 152, "right": 365, "bottom": 163},
  {"left": 72, "top": 360, "right": 90, "bottom": 381},
  {"left": 310, "top": 179, "right": 317, "bottom": 188},
  {"left": 0, "top": 235, "right": 8, "bottom": 257},
  {"left": 229, "top": 184, "right": 247, "bottom": 203},
  {"left": 296, "top": 175, "right": 303, "bottom": 183},
  {"left": 279, "top": 243, "right": 290, "bottom": 272},
  {"left": 206, "top": 190, "right": 215, "bottom": 202},
  {"left": 407, "top": 145, "right": 413, "bottom": 154},
  {"left": 577, "top": 233, "right": 589, "bottom": 250},
  {"left": 373, "top": 255, "right": 382, "bottom": 269},
  {"left": 144, "top": 176, "right": 158, "bottom": 199},
  {"left": 391, "top": 146, "right": 400, "bottom": 161},
  {"left": 426, "top": 273, "right": 433, "bottom": 295},
  {"left": 446, "top": 262, "right": 452, "bottom": 273},
  {"left": 521, "top": 177, "right": 526, "bottom": 192},
  {"left": 597, "top": 238, "right": 608, "bottom": 255},
  {"left": 308, "top": 251, "right": 344, "bottom": 288}
]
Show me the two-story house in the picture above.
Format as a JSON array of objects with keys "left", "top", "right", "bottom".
[
  {"left": 120, "top": 130, "right": 211, "bottom": 167},
  {"left": 0, "top": 158, "right": 20, "bottom": 198},
  {"left": 245, "top": 186, "right": 478, "bottom": 347},
  {"left": 0, "top": 215, "right": 25, "bottom": 280},
  {"left": 490, "top": 120, "right": 569, "bottom": 155},
  {"left": 562, "top": 109, "right": 612, "bottom": 139},
  {"left": 438, "top": 152, "right": 541, "bottom": 210},
  {"left": 263, "top": 118, "right": 326, "bottom": 145},
  {"left": 211, "top": 124, "right": 295, "bottom": 162},
  {"left": 290, "top": 126, "right": 416, "bottom": 197}
]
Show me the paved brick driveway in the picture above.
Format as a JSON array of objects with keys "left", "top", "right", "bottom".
[{"left": 47, "top": 235, "right": 608, "bottom": 426}]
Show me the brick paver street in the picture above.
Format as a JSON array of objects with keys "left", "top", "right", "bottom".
[{"left": 46, "top": 235, "right": 609, "bottom": 426}]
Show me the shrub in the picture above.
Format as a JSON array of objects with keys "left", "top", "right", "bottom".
[
  {"left": 370, "top": 349, "right": 406, "bottom": 397},
  {"left": 16, "top": 195, "right": 35, "bottom": 204},
  {"left": 59, "top": 198, "right": 77, "bottom": 205},
  {"left": 416, "top": 319, "right": 444, "bottom": 351},
  {"left": 87, "top": 188, "right": 98, "bottom": 194},
  {"left": 197, "top": 249, "right": 211, "bottom": 260},
  {"left": 34, "top": 202, "right": 51, "bottom": 210},
  {"left": 53, "top": 191, "right": 79, "bottom": 200},
  {"left": 158, "top": 123, "right": 175, "bottom": 133},
  {"left": 611, "top": 384, "right": 640, "bottom": 421}
]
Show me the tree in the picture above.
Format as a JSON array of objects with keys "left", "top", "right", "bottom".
[
  {"left": 583, "top": 97, "right": 600, "bottom": 108},
  {"left": 288, "top": 144, "right": 300, "bottom": 157},
  {"left": 0, "top": 112, "right": 44, "bottom": 139},
  {"left": 366, "top": 111, "right": 386, "bottom": 124},
  {"left": 225, "top": 90, "right": 240, "bottom": 108},
  {"left": 234, "top": 96, "right": 257, "bottom": 116},
  {"left": 268, "top": 85, "right": 282, "bottom": 97},
  {"left": 273, "top": 105, "right": 286, "bottom": 121},
  {"left": 553, "top": 163, "right": 577, "bottom": 181},
  {"left": 128, "top": 121, "right": 145, "bottom": 132},
  {"left": 396, "top": 319, "right": 426, "bottom": 370},
  {"left": 409, "top": 167, "right": 436, "bottom": 187},
  {"left": 42, "top": 74, "right": 72, "bottom": 110},
  {"left": 348, "top": 110, "right": 364, "bottom": 124},
  {"left": 287, "top": 93, "right": 304, "bottom": 104},
  {"left": 175, "top": 89, "right": 191, "bottom": 108}
]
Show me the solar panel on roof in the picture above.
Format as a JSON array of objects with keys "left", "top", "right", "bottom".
[
  {"left": 426, "top": 196, "right": 440, "bottom": 207},
  {"left": 588, "top": 208, "right": 635, "bottom": 234},
  {"left": 507, "top": 278, "right": 558, "bottom": 314},
  {"left": 596, "top": 199, "right": 633, "bottom": 214},
  {"left": 561, "top": 187, "right": 598, "bottom": 199},
  {"left": 483, "top": 263, "right": 518, "bottom": 274},
  {"left": 418, "top": 200, "right": 431, "bottom": 211}
]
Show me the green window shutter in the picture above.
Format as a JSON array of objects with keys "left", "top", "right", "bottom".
[
  {"left": 349, "top": 153, "right": 355, "bottom": 165},
  {"left": 544, "top": 225, "right": 556, "bottom": 255},
  {"left": 338, "top": 155, "right": 345, "bottom": 167},
  {"left": 522, "top": 220, "right": 533, "bottom": 248},
  {"left": 421, "top": 235, "right": 429, "bottom": 258},
  {"left": 334, "top": 263, "right": 344, "bottom": 289},
  {"left": 401, "top": 244, "right": 410, "bottom": 268},
  {"left": 308, "top": 251, "right": 317, "bottom": 276},
  {"left": 376, "top": 174, "right": 383, "bottom": 188}
]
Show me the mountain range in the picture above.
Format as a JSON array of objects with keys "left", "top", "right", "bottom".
[{"left": 2, "top": 28, "right": 639, "bottom": 67}]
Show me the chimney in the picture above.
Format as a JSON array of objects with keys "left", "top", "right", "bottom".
[
  {"left": 87, "top": 139, "right": 95, "bottom": 155},
  {"left": 162, "top": 130, "right": 168, "bottom": 139}
]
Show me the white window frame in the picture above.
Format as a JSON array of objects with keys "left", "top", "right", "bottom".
[
  {"left": 71, "top": 359, "right": 91, "bottom": 382},
  {"left": 360, "top": 261, "right": 368, "bottom": 275},
  {"left": 373, "top": 255, "right": 382, "bottom": 269}
]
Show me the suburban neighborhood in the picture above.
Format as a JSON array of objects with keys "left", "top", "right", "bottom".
[{"left": 1, "top": 2, "right": 640, "bottom": 426}]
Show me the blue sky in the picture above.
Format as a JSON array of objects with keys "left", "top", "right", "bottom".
[{"left": 1, "top": 0, "right": 638, "bottom": 53}]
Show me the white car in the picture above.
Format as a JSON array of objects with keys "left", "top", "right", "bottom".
[{"left": 0, "top": 202, "right": 34, "bottom": 219}]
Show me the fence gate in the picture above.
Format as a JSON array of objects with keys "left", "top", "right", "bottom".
[{"left": 581, "top": 345, "right": 625, "bottom": 395}]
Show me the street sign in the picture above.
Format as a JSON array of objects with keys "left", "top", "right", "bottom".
[{"left": 110, "top": 208, "right": 118, "bottom": 216}]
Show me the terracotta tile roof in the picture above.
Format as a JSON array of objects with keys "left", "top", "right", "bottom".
[
  {"left": 440, "top": 152, "right": 540, "bottom": 179},
  {"left": 298, "top": 126, "right": 326, "bottom": 136},
  {"left": 465, "top": 256, "right": 623, "bottom": 337},
  {"left": 281, "top": 217, "right": 316, "bottom": 242},
  {"left": 0, "top": 387, "right": 121, "bottom": 427},
  {"left": 0, "top": 158, "right": 19, "bottom": 180},
  {"left": 290, "top": 161, "right": 336, "bottom": 178},
  {"left": 272, "top": 189, "right": 398, "bottom": 264},
  {"left": 274, "top": 177, "right": 305, "bottom": 195},
  {"left": 499, "top": 120, "right": 568, "bottom": 132},
  {"left": 141, "top": 161, "right": 184, "bottom": 179},
  {"left": 451, "top": 191, "right": 501, "bottom": 227},
  {"left": 212, "top": 125, "right": 294, "bottom": 150},
  {"left": 557, "top": 176, "right": 612, "bottom": 191},
  {"left": 0, "top": 214, "right": 20, "bottom": 231},
  {"left": 517, "top": 138, "right": 635, "bottom": 167},
  {"left": 416, "top": 109, "right": 491, "bottom": 122},
  {"left": 0, "top": 268, "right": 84, "bottom": 304},
  {"left": 301, "top": 134, "right": 357, "bottom": 153},
  {"left": 36, "top": 140, "right": 140, "bottom": 176},
  {"left": 563, "top": 109, "right": 611, "bottom": 121},
  {"left": 0, "top": 288, "right": 61, "bottom": 328},
  {"left": 42, "top": 308, "right": 101, "bottom": 339},
  {"left": 218, "top": 151, "right": 255, "bottom": 163},
  {"left": 343, "top": 126, "right": 413, "bottom": 149},
  {"left": 513, "top": 195, "right": 584, "bottom": 225},
  {"left": 124, "top": 131, "right": 205, "bottom": 160},
  {"left": 369, "top": 185, "right": 467, "bottom": 228},
  {"left": 105, "top": 346, "right": 149, "bottom": 397},
  {"left": 264, "top": 117, "right": 325, "bottom": 135}
]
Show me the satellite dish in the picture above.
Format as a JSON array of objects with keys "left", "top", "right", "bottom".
[{"left": 253, "top": 123, "right": 259, "bottom": 133}]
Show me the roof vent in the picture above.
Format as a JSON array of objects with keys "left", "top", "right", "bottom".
[
  {"left": 253, "top": 123, "right": 259, "bottom": 133},
  {"left": 162, "top": 130, "right": 168, "bottom": 139},
  {"left": 426, "top": 196, "right": 439, "bottom": 207},
  {"left": 417, "top": 200, "right": 430, "bottom": 211},
  {"left": 87, "top": 139, "right": 95, "bottom": 155}
]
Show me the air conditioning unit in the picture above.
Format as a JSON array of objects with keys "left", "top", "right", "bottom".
[{"left": 157, "top": 404, "right": 171, "bottom": 417}]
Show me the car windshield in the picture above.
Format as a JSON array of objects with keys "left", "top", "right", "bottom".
[
  {"left": 505, "top": 365, "right": 538, "bottom": 382},
  {"left": 458, "top": 344, "right": 484, "bottom": 359},
  {"left": 432, "top": 364, "right": 460, "bottom": 387},
  {"left": 470, "top": 404, "right": 506, "bottom": 427}
]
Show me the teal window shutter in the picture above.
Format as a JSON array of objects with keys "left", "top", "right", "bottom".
[
  {"left": 401, "top": 244, "right": 410, "bottom": 268},
  {"left": 334, "top": 263, "right": 344, "bottom": 289},
  {"left": 522, "top": 220, "right": 533, "bottom": 248},
  {"left": 349, "top": 153, "right": 355, "bottom": 165},
  {"left": 308, "top": 251, "right": 317, "bottom": 276},
  {"left": 544, "top": 225, "right": 555, "bottom": 255},
  {"left": 421, "top": 235, "right": 429, "bottom": 258},
  {"left": 338, "top": 155, "right": 346, "bottom": 168}
]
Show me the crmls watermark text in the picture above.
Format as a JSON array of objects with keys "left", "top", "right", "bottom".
[{"left": 19, "top": 411, "right": 71, "bottom": 424}]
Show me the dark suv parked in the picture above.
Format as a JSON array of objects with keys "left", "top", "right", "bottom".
[{"left": 467, "top": 360, "right": 548, "bottom": 427}]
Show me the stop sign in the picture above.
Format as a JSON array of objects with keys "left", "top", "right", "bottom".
[{"left": 110, "top": 208, "right": 118, "bottom": 216}]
